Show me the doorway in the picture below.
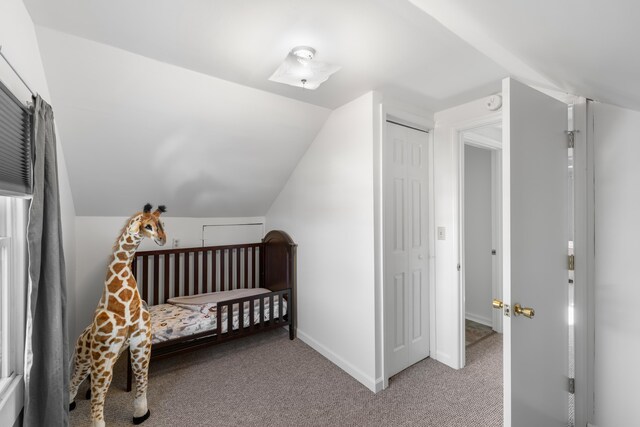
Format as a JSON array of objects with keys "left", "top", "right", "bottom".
[
  {"left": 431, "top": 79, "right": 581, "bottom": 426},
  {"left": 460, "top": 123, "right": 502, "bottom": 362}
]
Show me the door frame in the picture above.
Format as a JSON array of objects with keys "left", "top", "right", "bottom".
[
  {"left": 455, "top": 114, "right": 502, "bottom": 368},
  {"left": 573, "top": 99, "right": 594, "bottom": 427},
  {"left": 378, "top": 102, "right": 435, "bottom": 389}
]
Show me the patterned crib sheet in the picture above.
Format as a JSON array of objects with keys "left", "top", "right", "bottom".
[{"left": 149, "top": 291, "right": 286, "bottom": 344}]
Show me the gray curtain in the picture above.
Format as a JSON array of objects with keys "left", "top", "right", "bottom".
[{"left": 24, "top": 96, "right": 69, "bottom": 426}]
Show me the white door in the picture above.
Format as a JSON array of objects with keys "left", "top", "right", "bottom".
[
  {"left": 384, "top": 121, "right": 429, "bottom": 378},
  {"left": 502, "top": 78, "right": 569, "bottom": 426}
]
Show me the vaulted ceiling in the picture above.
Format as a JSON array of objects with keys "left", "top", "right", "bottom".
[
  {"left": 34, "top": 27, "right": 331, "bottom": 217},
  {"left": 24, "top": 0, "right": 508, "bottom": 216},
  {"left": 23, "top": 0, "right": 638, "bottom": 217},
  {"left": 25, "top": 0, "right": 506, "bottom": 111}
]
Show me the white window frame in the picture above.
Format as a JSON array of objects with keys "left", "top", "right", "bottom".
[
  {"left": 0, "top": 197, "right": 28, "bottom": 426},
  {"left": 0, "top": 236, "right": 12, "bottom": 388}
]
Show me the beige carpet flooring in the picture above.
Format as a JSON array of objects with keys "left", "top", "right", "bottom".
[{"left": 70, "top": 329, "right": 502, "bottom": 427}]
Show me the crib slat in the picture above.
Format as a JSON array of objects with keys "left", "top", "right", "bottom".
[
  {"left": 244, "top": 247, "right": 249, "bottom": 288},
  {"left": 220, "top": 250, "right": 226, "bottom": 291},
  {"left": 142, "top": 256, "right": 149, "bottom": 302},
  {"left": 227, "top": 303, "right": 233, "bottom": 334},
  {"left": 212, "top": 250, "right": 218, "bottom": 292},
  {"left": 236, "top": 249, "right": 241, "bottom": 290},
  {"left": 216, "top": 301, "right": 222, "bottom": 337},
  {"left": 260, "top": 297, "right": 265, "bottom": 328},
  {"left": 173, "top": 253, "right": 179, "bottom": 298},
  {"left": 228, "top": 249, "right": 233, "bottom": 289},
  {"left": 256, "top": 246, "right": 262, "bottom": 288},
  {"left": 249, "top": 298, "right": 255, "bottom": 329},
  {"left": 153, "top": 255, "right": 159, "bottom": 305},
  {"left": 184, "top": 252, "right": 190, "bottom": 296},
  {"left": 251, "top": 248, "right": 255, "bottom": 288},
  {"left": 203, "top": 250, "right": 209, "bottom": 294},
  {"left": 253, "top": 246, "right": 260, "bottom": 288},
  {"left": 269, "top": 294, "right": 274, "bottom": 323},
  {"left": 194, "top": 250, "right": 200, "bottom": 294},
  {"left": 163, "top": 254, "right": 170, "bottom": 304},
  {"left": 279, "top": 293, "right": 284, "bottom": 323}
]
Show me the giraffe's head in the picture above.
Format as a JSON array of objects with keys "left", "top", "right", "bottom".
[{"left": 137, "top": 203, "right": 167, "bottom": 246}]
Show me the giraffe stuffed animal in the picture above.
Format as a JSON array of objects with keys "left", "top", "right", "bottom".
[{"left": 69, "top": 204, "right": 167, "bottom": 426}]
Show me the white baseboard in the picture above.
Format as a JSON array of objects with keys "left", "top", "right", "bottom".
[
  {"left": 296, "top": 328, "right": 381, "bottom": 393},
  {"left": 465, "top": 312, "right": 492, "bottom": 327}
]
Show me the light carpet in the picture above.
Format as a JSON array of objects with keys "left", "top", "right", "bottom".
[{"left": 70, "top": 329, "right": 502, "bottom": 426}]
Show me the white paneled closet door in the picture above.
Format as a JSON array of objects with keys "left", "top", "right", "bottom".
[{"left": 384, "top": 121, "right": 430, "bottom": 378}]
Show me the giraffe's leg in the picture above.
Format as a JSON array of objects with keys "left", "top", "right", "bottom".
[
  {"left": 85, "top": 332, "right": 128, "bottom": 402},
  {"left": 69, "top": 326, "right": 92, "bottom": 410},
  {"left": 89, "top": 317, "right": 125, "bottom": 427},
  {"left": 129, "top": 311, "right": 152, "bottom": 424}
]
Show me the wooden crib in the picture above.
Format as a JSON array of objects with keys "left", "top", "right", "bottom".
[{"left": 126, "top": 230, "right": 296, "bottom": 391}]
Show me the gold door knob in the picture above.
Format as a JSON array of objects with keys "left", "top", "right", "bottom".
[
  {"left": 492, "top": 299, "right": 503, "bottom": 309},
  {"left": 513, "top": 303, "right": 535, "bottom": 318}
]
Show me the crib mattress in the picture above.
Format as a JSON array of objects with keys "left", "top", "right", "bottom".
[{"left": 149, "top": 290, "right": 286, "bottom": 344}]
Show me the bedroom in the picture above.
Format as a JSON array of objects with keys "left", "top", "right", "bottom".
[{"left": 1, "top": 0, "right": 639, "bottom": 426}]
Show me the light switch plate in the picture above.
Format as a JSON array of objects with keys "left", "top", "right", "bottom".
[{"left": 437, "top": 226, "right": 446, "bottom": 240}]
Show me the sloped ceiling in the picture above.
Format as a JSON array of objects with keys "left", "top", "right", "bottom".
[
  {"left": 35, "top": 28, "right": 331, "bottom": 217},
  {"left": 410, "top": 0, "right": 640, "bottom": 111},
  {"left": 25, "top": 0, "right": 506, "bottom": 111},
  {"left": 24, "top": 0, "right": 509, "bottom": 217}
]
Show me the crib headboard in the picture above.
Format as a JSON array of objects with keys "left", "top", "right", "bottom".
[{"left": 262, "top": 230, "right": 297, "bottom": 293}]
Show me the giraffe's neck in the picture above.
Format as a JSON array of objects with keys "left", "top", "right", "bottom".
[
  {"left": 100, "top": 216, "right": 144, "bottom": 316},
  {"left": 109, "top": 216, "right": 143, "bottom": 272}
]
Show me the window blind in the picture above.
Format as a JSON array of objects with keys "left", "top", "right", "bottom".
[{"left": 0, "top": 81, "right": 32, "bottom": 195}]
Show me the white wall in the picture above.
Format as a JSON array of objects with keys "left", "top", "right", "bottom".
[
  {"left": 266, "top": 92, "right": 379, "bottom": 391},
  {"left": 74, "top": 215, "right": 263, "bottom": 338},
  {"left": 0, "top": 1, "right": 77, "bottom": 424},
  {"left": 433, "top": 96, "right": 500, "bottom": 368},
  {"left": 592, "top": 102, "right": 640, "bottom": 426},
  {"left": 464, "top": 145, "right": 493, "bottom": 326}
]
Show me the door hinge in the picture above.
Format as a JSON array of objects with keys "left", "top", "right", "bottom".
[
  {"left": 568, "top": 377, "right": 575, "bottom": 394},
  {"left": 568, "top": 254, "right": 575, "bottom": 271},
  {"left": 565, "top": 130, "right": 579, "bottom": 148}
]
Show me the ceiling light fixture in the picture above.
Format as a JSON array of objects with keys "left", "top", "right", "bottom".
[
  {"left": 292, "top": 46, "right": 315, "bottom": 61},
  {"left": 269, "top": 46, "right": 340, "bottom": 90}
]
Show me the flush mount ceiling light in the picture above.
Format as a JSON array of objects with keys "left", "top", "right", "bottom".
[{"left": 269, "top": 46, "right": 341, "bottom": 90}]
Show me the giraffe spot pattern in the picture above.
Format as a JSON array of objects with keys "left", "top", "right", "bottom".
[
  {"left": 107, "top": 295, "right": 127, "bottom": 317},
  {"left": 97, "top": 322, "right": 113, "bottom": 335},
  {"left": 119, "top": 288, "right": 133, "bottom": 301},
  {"left": 112, "top": 262, "right": 126, "bottom": 274}
]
